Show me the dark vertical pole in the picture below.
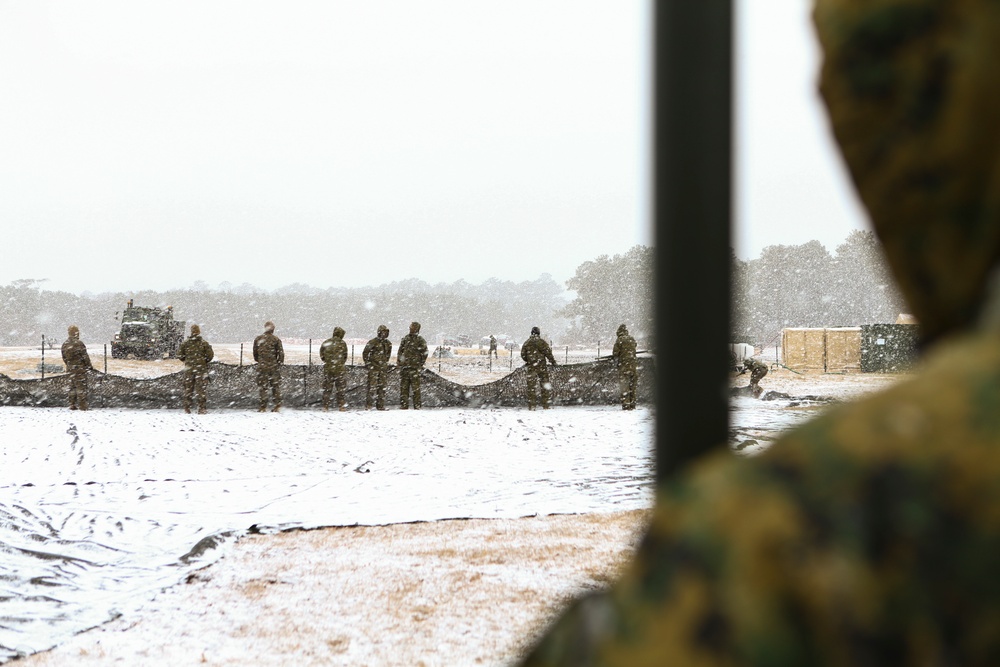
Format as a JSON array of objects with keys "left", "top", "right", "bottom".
[
  {"left": 351, "top": 344, "right": 355, "bottom": 366},
  {"left": 656, "top": 1, "right": 732, "bottom": 480},
  {"left": 240, "top": 343, "right": 244, "bottom": 367},
  {"left": 104, "top": 344, "right": 108, "bottom": 374},
  {"left": 565, "top": 346, "right": 568, "bottom": 364},
  {"left": 41, "top": 335, "right": 45, "bottom": 379},
  {"left": 597, "top": 341, "right": 600, "bottom": 360}
]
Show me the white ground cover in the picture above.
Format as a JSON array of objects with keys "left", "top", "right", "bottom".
[{"left": 0, "top": 405, "right": 654, "bottom": 662}]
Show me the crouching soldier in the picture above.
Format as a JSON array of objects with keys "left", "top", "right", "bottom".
[
  {"left": 320, "top": 326, "right": 349, "bottom": 411},
  {"left": 61, "top": 325, "right": 93, "bottom": 410},
  {"left": 177, "top": 324, "right": 214, "bottom": 414},
  {"left": 740, "top": 356, "right": 769, "bottom": 398}
]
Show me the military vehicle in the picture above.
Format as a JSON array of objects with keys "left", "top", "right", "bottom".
[{"left": 111, "top": 300, "right": 186, "bottom": 359}]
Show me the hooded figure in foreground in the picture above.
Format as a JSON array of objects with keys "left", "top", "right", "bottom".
[{"left": 523, "top": 2, "right": 1000, "bottom": 664}]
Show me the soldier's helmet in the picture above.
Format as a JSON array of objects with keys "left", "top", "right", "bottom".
[
  {"left": 333, "top": 326, "right": 345, "bottom": 339},
  {"left": 617, "top": 324, "right": 628, "bottom": 336},
  {"left": 531, "top": 326, "right": 541, "bottom": 336},
  {"left": 409, "top": 322, "right": 421, "bottom": 334},
  {"left": 190, "top": 324, "right": 201, "bottom": 336},
  {"left": 67, "top": 325, "right": 80, "bottom": 338},
  {"left": 264, "top": 321, "right": 275, "bottom": 334},
  {"left": 377, "top": 325, "right": 389, "bottom": 338}
]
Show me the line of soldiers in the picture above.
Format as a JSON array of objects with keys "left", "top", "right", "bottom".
[{"left": 57, "top": 321, "right": 640, "bottom": 412}]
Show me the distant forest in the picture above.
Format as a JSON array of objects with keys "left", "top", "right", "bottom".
[
  {"left": 1, "top": 234, "right": 905, "bottom": 351},
  {"left": 0, "top": 246, "right": 654, "bottom": 349},
  {"left": 732, "top": 230, "right": 907, "bottom": 347}
]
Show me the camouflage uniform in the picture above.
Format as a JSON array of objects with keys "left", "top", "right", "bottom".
[
  {"left": 177, "top": 324, "right": 214, "bottom": 414},
  {"left": 741, "top": 356, "right": 769, "bottom": 397},
  {"left": 520, "top": 327, "right": 557, "bottom": 410},
  {"left": 60, "top": 325, "right": 92, "bottom": 410},
  {"left": 362, "top": 325, "right": 392, "bottom": 410},
  {"left": 522, "top": 2, "right": 1000, "bottom": 664},
  {"left": 320, "top": 327, "right": 348, "bottom": 411},
  {"left": 611, "top": 324, "right": 638, "bottom": 410},
  {"left": 397, "top": 321, "right": 428, "bottom": 409},
  {"left": 489, "top": 335, "right": 498, "bottom": 359},
  {"left": 253, "top": 321, "right": 284, "bottom": 412}
]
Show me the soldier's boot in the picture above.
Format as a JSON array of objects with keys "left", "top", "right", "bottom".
[
  {"left": 272, "top": 405, "right": 280, "bottom": 413},
  {"left": 79, "top": 399, "right": 89, "bottom": 411},
  {"left": 70, "top": 403, "right": 78, "bottom": 411},
  {"left": 258, "top": 404, "right": 267, "bottom": 413},
  {"left": 198, "top": 406, "right": 207, "bottom": 415}
]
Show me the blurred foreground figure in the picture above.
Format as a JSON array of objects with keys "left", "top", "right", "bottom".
[
  {"left": 177, "top": 324, "right": 214, "bottom": 414},
  {"left": 61, "top": 325, "right": 92, "bottom": 410},
  {"left": 253, "top": 321, "right": 284, "bottom": 412},
  {"left": 522, "top": 2, "right": 1000, "bottom": 664}
]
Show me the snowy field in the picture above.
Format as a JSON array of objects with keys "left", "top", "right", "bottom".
[
  {"left": 0, "top": 405, "right": 654, "bottom": 662},
  {"left": 0, "top": 342, "right": 909, "bottom": 665}
]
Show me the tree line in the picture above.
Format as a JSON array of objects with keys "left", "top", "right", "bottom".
[
  {"left": 0, "top": 246, "right": 655, "bottom": 350},
  {"left": 732, "top": 230, "right": 907, "bottom": 346},
  {"left": 2, "top": 234, "right": 899, "bottom": 352}
]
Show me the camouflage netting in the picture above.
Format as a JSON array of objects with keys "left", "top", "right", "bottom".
[{"left": 0, "top": 358, "right": 654, "bottom": 410}]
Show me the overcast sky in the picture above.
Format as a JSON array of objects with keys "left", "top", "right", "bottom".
[{"left": 0, "top": 1, "right": 868, "bottom": 296}]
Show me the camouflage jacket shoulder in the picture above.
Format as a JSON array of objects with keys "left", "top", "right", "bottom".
[{"left": 524, "top": 327, "right": 1000, "bottom": 666}]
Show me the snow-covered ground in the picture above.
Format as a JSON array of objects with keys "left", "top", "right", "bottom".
[
  {"left": 0, "top": 343, "right": 909, "bottom": 665},
  {"left": 0, "top": 405, "right": 654, "bottom": 662}
]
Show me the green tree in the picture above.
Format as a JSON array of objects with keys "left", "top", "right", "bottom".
[{"left": 560, "top": 245, "right": 653, "bottom": 345}]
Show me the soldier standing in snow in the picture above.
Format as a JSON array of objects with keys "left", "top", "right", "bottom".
[
  {"left": 612, "top": 323, "right": 638, "bottom": 410},
  {"left": 362, "top": 325, "right": 392, "bottom": 410},
  {"left": 397, "top": 321, "right": 429, "bottom": 409},
  {"left": 740, "top": 356, "right": 769, "bottom": 397},
  {"left": 253, "top": 321, "right": 284, "bottom": 412},
  {"left": 320, "top": 326, "right": 348, "bottom": 412},
  {"left": 520, "top": 326, "right": 558, "bottom": 409},
  {"left": 489, "top": 334, "right": 498, "bottom": 359},
  {"left": 61, "top": 325, "right": 93, "bottom": 411},
  {"left": 177, "top": 324, "right": 214, "bottom": 414}
]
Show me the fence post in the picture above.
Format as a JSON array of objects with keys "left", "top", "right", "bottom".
[
  {"left": 240, "top": 343, "right": 244, "bottom": 367},
  {"left": 303, "top": 365, "right": 307, "bottom": 407},
  {"left": 104, "top": 344, "right": 108, "bottom": 374},
  {"left": 597, "top": 341, "right": 600, "bottom": 360},
  {"left": 351, "top": 344, "right": 355, "bottom": 366},
  {"left": 438, "top": 346, "right": 443, "bottom": 373},
  {"left": 41, "top": 335, "right": 45, "bottom": 379},
  {"left": 565, "top": 346, "right": 568, "bottom": 364}
]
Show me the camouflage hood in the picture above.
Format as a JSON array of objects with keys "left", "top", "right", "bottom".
[{"left": 814, "top": 0, "right": 1000, "bottom": 344}]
